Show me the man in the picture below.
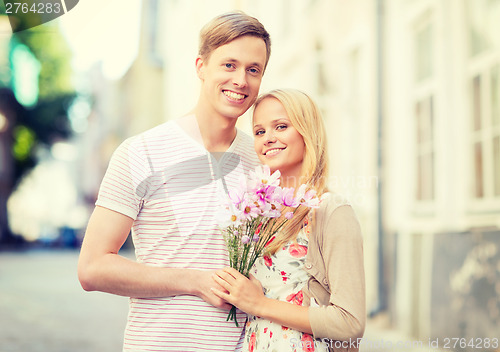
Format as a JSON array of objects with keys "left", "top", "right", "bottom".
[{"left": 78, "top": 11, "right": 271, "bottom": 352}]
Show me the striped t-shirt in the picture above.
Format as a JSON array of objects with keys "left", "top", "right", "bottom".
[{"left": 96, "top": 119, "right": 260, "bottom": 351}]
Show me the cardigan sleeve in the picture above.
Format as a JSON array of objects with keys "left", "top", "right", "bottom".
[{"left": 308, "top": 204, "right": 366, "bottom": 341}]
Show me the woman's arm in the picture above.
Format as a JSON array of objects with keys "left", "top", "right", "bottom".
[
  {"left": 78, "top": 206, "right": 231, "bottom": 309},
  {"left": 307, "top": 204, "right": 365, "bottom": 340},
  {"left": 212, "top": 267, "right": 313, "bottom": 334}
]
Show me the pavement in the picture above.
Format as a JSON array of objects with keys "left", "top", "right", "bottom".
[
  {"left": 0, "top": 250, "right": 128, "bottom": 352},
  {"left": 0, "top": 249, "right": 446, "bottom": 352}
]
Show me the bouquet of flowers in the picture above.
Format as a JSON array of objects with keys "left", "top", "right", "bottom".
[{"left": 217, "top": 165, "right": 319, "bottom": 326}]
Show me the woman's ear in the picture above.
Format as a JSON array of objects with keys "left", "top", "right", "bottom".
[{"left": 195, "top": 56, "right": 205, "bottom": 80}]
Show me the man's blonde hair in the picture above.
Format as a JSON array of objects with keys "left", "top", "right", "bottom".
[
  {"left": 199, "top": 11, "right": 271, "bottom": 70},
  {"left": 253, "top": 89, "right": 329, "bottom": 254}
]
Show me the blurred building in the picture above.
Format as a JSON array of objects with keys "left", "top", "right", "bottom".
[
  {"left": 77, "top": 0, "right": 166, "bottom": 206},
  {"left": 382, "top": 0, "right": 500, "bottom": 342}
]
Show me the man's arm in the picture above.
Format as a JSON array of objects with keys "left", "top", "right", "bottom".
[{"left": 77, "top": 206, "right": 231, "bottom": 309}]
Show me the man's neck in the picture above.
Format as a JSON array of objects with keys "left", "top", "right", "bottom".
[
  {"left": 186, "top": 106, "right": 238, "bottom": 153},
  {"left": 197, "top": 114, "right": 237, "bottom": 153}
]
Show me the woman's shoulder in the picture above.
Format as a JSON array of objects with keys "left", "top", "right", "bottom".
[
  {"left": 317, "top": 192, "right": 352, "bottom": 216},
  {"left": 314, "top": 192, "right": 360, "bottom": 235}
]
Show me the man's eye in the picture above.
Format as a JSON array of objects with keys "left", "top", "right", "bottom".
[
  {"left": 248, "top": 67, "right": 260, "bottom": 74},
  {"left": 225, "top": 63, "right": 234, "bottom": 69}
]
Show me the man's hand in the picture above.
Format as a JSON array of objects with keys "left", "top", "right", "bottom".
[
  {"left": 211, "top": 267, "right": 266, "bottom": 316},
  {"left": 193, "top": 270, "right": 233, "bottom": 310}
]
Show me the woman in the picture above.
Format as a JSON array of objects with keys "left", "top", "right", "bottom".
[{"left": 212, "top": 89, "right": 365, "bottom": 351}]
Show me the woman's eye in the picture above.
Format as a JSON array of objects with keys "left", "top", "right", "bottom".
[
  {"left": 276, "top": 124, "right": 287, "bottom": 130},
  {"left": 254, "top": 130, "right": 264, "bottom": 136}
]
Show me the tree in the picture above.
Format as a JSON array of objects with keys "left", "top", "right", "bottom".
[{"left": 0, "top": 6, "right": 77, "bottom": 242}]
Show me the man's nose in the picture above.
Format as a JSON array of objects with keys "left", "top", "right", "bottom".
[{"left": 232, "top": 68, "right": 248, "bottom": 87}]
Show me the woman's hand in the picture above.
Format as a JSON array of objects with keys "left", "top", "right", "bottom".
[{"left": 211, "top": 267, "right": 267, "bottom": 317}]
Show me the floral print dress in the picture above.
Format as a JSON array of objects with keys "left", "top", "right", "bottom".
[{"left": 242, "top": 218, "right": 328, "bottom": 352}]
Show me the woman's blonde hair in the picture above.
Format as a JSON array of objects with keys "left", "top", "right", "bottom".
[
  {"left": 253, "top": 89, "right": 329, "bottom": 254},
  {"left": 199, "top": 11, "right": 271, "bottom": 70}
]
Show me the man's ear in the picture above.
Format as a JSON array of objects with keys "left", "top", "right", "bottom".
[{"left": 195, "top": 56, "right": 205, "bottom": 80}]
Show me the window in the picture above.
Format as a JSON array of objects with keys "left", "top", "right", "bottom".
[
  {"left": 147, "top": 0, "right": 163, "bottom": 66},
  {"left": 413, "top": 20, "right": 435, "bottom": 203},
  {"left": 467, "top": 0, "right": 500, "bottom": 57},
  {"left": 415, "top": 96, "right": 435, "bottom": 201},
  {"left": 467, "top": 0, "right": 500, "bottom": 201},
  {"left": 470, "top": 65, "right": 500, "bottom": 199},
  {"left": 415, "top": 24, "right": 433, "bottom": 82}
]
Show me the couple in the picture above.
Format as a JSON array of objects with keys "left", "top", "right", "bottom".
[{"left": 78, "top": 11, "right": 365, "bottom": 352}]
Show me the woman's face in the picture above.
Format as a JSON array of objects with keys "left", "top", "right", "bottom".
[{"left": 253, "top": 97, "right": 305, "bottom": 177}]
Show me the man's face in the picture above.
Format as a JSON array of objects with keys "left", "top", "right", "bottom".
[{"left": 196, "top": 35, "right": 268, "bottom": 120}]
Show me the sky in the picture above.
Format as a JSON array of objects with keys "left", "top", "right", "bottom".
[{"left": 58, "top": 0, "right": 141, "bottom": 79}]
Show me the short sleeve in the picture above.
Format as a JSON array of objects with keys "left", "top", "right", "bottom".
[{"left": 95, "top": 137, "right": 151, "bottom": 220}]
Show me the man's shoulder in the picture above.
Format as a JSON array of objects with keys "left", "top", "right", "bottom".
[
  {"left": 234, "top": 128, "right": 256, "bottom": 152},
  {"left": 123, "top": 120, "right": 178, "bottom": 148}
]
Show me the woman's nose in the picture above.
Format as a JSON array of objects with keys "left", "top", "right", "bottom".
[{"left": 264, "top": 131, "right": 277, "bottom": 144}]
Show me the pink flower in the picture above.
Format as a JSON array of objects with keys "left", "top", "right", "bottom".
[
  {"left": 280, "top": 270, "right": 288, "bottom": 282},
  {"left": 250, "top": 165, "right": 281, "bottom": 188},
  {"left": 286, "top": 290, "right": 304, "bottom": 305},
  {"left": 301, "top": 333, "right": 315, "bottom": 352},
  {"left": 248, "top": 332, "right": 256, "bottom": 352},
  {"left": 296, "top": 184, "right": 319, "bottom": 208},
  {"left": 289, "top": 242, "right": 308, "bottom": 258},
  {"left": 229, "top": 188, "right": 245, "bottom": 207},
  {"left": 260, "top": 201, "right": 281, "bottom": 218},
  {"left": 241, "top": 235, "right": 250, "bottom": 244},
  {"left": 285, "top": 211, "right": 294, "bottom": 219},
  {"left": 255, "top": 185, "right": 277, "bottom": 205},
  {"left": 215, "top": 205, "right": 242, "bottom": 227},
  {"left": 239, "top": 199, "right": 260, "bottom": 220},
  {"left": 281, "top": 187, "right": 299, "bottom": 207},
  {"left": 263, "top": 255, "right": 272, "bottom": 267}
]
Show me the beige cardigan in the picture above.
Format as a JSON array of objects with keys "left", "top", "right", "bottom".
[{"left": 303, "top": 193, "right": 366, "bottom": 352}]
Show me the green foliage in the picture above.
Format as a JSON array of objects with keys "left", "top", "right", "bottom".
[
  {"left": 14, "top": 28, "right": 74, "bottom": 98},
  {"left": 0, "top": 11, "right": 76, "bottom": 183},
  {"left": 12, "top": 124, "right": 35, "bottom": 161}
]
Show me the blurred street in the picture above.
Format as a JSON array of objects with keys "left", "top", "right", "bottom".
[
  {"left": 0, "top": 250, "right": 129, "bottom": 352},
  {"left": 0, "top": 250, "right": 448, "bottom": 352}
]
